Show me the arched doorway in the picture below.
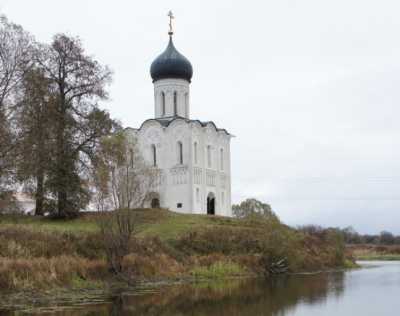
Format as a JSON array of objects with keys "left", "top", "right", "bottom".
[
  {"left": 151, "top": 198, "right": 160, "bottom": 208},
  {"left": 207, "top": 192, "right": 216, "bottom": 215},
  {"left": 146, "top": 192, "right": 161, "bottom": 209}
]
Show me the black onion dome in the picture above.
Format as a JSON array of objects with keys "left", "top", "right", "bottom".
[{"left": 150, "top": 36, "right": 193, "bottom": 82}]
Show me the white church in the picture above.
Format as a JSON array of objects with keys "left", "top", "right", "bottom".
[{"left": 127, "top": 16, "right": 233, "bottom": 216}]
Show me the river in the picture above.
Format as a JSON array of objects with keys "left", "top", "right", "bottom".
[{"left": 2, "top": 261, "right": 400, "bottom": 315}]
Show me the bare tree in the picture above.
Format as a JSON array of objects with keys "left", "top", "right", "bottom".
[
  {"left": 0, "top": 15, "right": 33, "bottom": 111},
  {"left": 92, "top": 131, "right": 157, "bottom": 211},
  {"left": 93, "top": 132, "right": 157, "bottom": 280},
  {"left": 97, "top": 209, "right": 136, "bottom": 275},
  {"left": 0, "top": 15, "right": 34, "bottom": 193}
]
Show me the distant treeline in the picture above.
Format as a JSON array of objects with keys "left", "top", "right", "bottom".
[{"left": 299, "top": 225, "right": 400, "bottom": 245}]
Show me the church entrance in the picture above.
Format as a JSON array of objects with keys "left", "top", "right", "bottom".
[
  {"left": 146, "top": 192, "right": 161, "bottom": 209},
  {"left": 151, "top": 198, "right": 160, "bottom": 208},
  {"left": 207, "top": 192, "right": 215, "bottom": 215}
]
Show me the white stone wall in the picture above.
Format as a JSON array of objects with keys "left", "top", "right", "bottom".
[
  {"left": 130, "top": 118, "right": 232, "bottom": 216},
  {"left": 191, "top": 122, "right": 232, "bottom": 216},
  {"left": 154, "top": 79, "right": 190, "bottom": 118}
]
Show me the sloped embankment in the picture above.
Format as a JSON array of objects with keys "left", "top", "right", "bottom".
[{"left": 0, "top": 209, "right": 348, "bottom": 293}]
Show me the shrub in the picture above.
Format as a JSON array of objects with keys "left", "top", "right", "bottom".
[{"left": 97, "top": 209, "right": 135, "bottom": 273}]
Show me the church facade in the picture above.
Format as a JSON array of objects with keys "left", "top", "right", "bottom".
[{"left": 127, "top": 28, "right": 232, "bottom": 216}]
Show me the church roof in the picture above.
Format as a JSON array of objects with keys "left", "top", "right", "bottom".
[
  {"left": 134, "top": 116, "right": 231, "bottom": 136},
  {"left": 150, "top": 36, "right": 193, "bottom": 82}
]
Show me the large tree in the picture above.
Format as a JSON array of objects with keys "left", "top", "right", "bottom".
[
  {"left": 15, "top": 69, "right": 55, "bottom": 215},
  {"left": 36, "top": 34, "right": 115, "bottom": 218}
]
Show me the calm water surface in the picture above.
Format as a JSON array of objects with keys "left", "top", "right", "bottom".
[{"left": 3, "top": 261, "right": 400, "bottom": 316}]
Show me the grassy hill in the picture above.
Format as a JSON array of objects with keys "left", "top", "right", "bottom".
[
  {"left": 0, "top": 209, "right": 350, "bottom": 296},
  {"left": 1, "top": 209, "right": 251, "bottom": 238}
]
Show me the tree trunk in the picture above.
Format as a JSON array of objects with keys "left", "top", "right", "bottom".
[
  {"left": 56, "top": 93, "right": 68, "bottom": 218},
  {"left": 35, "top": 116, "right": 45, "bottom": 216},
  {"left": 35, "top": 171, "right": 44, "bottom": 216},
  {"left": 56, "top": 137, "right": 68, "bottom": 218}
]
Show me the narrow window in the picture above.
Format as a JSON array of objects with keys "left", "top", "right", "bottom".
[
  {"left": 194, "top": 142, "right": 198, "bottom": 164},
  {"left": 178, "top": 141, "right": 183, "bottom": 164},
  {"left": 161, "top": 92, "right": 166, "bottom": 116},
  {"left": 173, "top": 91, "right": 178, "bottom": 116},
  {"left": 207, "top": 145, "right": 212, "bottom": 168},
  {"left": 196, "top": 188, "right": 200, "bottom": 203},
  {"left": 220, "top": 148, "right": 224, "bottom": 171},
  {"left": 151, "top": 144, "right": 157, "bottom": 167},
  {"left": 185, "top": 92, "right": 188, "bottom": 117},
  {"left": 129, "top": 148, "right": 134, "bottom": 168}
]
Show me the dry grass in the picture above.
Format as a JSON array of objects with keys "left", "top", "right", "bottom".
[
  {"left": 0, "top": 256, "right": 107, "bottom": 291},
  {"left": 0, "top": 209, "right": 349, "bottom": 292},
  {"left": 191, "top": 261, "right": 246, "bottom": 279},
  {"left": 348, "top": 244, "right": 400, "bottom": 260}
]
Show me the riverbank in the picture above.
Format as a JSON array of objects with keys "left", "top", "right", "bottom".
[
  {"left": 0, "top": 209, "right": 350, "bottom": 307},
  {"left": 347, "top": 244, "right": 400, "bottom": 261}
]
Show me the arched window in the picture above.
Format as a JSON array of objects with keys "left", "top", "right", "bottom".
[
  {"left": 194, "top": 142, "right": 198, "bottom": 164},
  {"left": 161, "top": 92, "right": 166, "bottom": 116},
  {"left": 129, "top": 148, "right": 134, "bottom": 168},
  {"left": 177, "top": 141, "right": 183, "bottom": 164},
  {"left": 151, "top": 144, "right": 157, "bottom": 167},
  {"left": 196, "top": 188, "right": 200, "bottom": 203},
  {"left": 173, "top": 91, "right": 178, "bottom": 116},
  {"left": 220, "top": 148, "right": 224, "bottom": 171},
  {"left": 207, "top": 145, "right": 212, "bottom": 168}
]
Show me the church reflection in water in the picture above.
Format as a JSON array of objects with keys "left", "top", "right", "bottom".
[
  {"left": 104, "top": 272, "right": 345, "bottom": 316},
  {"left": 6, "top": 272, "right": 346, "bottom": 315}
]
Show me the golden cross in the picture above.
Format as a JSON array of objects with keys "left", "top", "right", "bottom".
[{"left": 168, "top": 10, "right": 174, "bottom": 35}]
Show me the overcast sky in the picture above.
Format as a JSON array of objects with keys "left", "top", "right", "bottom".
[{"left": 1, "top": 0, "right": 399, "bottom": 233}]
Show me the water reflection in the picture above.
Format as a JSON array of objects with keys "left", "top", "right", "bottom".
[
  {"left": 109, "top": 273, "right": 344, "bottom": 316},
  {"left": 6, "top": 262, "right": 400, "bottom": 316}
]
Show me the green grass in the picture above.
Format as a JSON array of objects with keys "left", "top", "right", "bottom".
[
  {"left": 0, "top": 214, "right": 98, "bottom": 233},
  {"left": 343, "top": 259, "right": 360, "bottom": 268},
  {"left": 0, "top": 209, "right": 258, "bottom": 240},
  {"left": 135, "top": 210, "right": 245, "bottom": 240},
  {"left": 191, "top": 261, "right": 247, "bottom": 279}
]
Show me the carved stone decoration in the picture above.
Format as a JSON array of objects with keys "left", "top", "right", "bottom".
[
  {"left": 220, "top": 173, "right": 227, "bottom": 189},
  {"left": 171, "top": 124, "right": 187, "bottom": 141},
  {"left": 145, "top": 128, "right": 162, "bottom": 145},
  {"left": 192, "top": 124, "right": 202, "bottom": 138},
  {"left": 206, "top": 169, "right": 217, "bottom": 187},
  {"left": 170, "top": 166, "right": 188, "bottom": 185},
  {"left": 194, "top": 167, "right": 202, "bottom": 184},
  {"left": 205, "top": 127, "right": 214, "bottom": 143}
]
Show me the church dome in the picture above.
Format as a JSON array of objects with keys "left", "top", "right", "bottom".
[{"left": 150, "top": 36, "right": 193, "bottom": 82}]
